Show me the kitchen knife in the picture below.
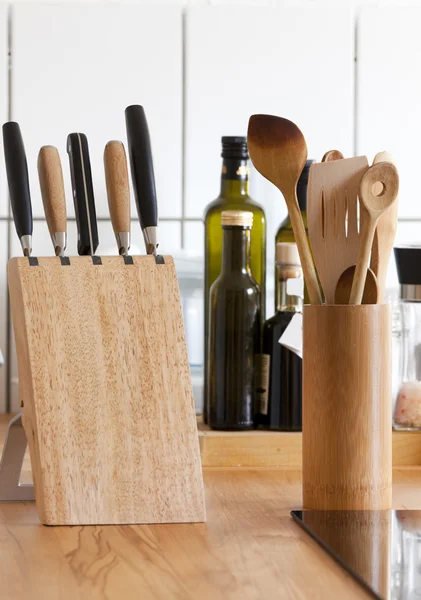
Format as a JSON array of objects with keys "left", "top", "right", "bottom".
[
  {"left": 3, "top": 122, "right": 33, "bottom": 256},
  {"left": 104, "top": 140, "right": 130, "bottom": 255},
  {"left": 38, "top": 146, "right": 67, "bottom": 256},
  {"left": 67, "top": 133, "right": 98, "bottom": 255},
  {"left": 125, "top": 105, "right": 158, "bottom": 255}
]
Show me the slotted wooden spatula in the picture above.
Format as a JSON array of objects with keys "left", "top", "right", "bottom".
[{"left": 307, "top": 156, "right": 369, "bottom": 304}]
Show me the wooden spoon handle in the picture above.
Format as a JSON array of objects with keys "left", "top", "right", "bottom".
[
  {"left": 371, "top": 151, "right": 398, "bottom": 302},
  {"left": 288, "top": 194, "right": 323, "bottom": 305},
  {"left": 104, "top": 141, "right": 131, "bottom": 236},
  {"left": 349, "top": 214, "right": 377, "bottom": 305},
  {"left": 38, "top": 146, "right": 66, "bottom": 237}
]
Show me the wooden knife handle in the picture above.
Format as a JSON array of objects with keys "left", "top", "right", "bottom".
[
  {"left": 38, "top": 146, "right": 66, "bottom": 237},
  {"left": 104, "top": 141, "right": 130, "bottom": 234}
]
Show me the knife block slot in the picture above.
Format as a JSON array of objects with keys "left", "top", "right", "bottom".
[{"left": 7, "top": 255, "right": 206, "bottom": 526}]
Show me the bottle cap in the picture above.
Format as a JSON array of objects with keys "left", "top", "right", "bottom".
[
  {"left": 221, "top": 136, "right": 249, "bottom": 160},
  {"left": 300, "top": 159, "right": 314, "bottom": 183},
  {"left": 276, "top": 242, "right": 301, "bottom": 265},
  {"left": 394, "top": 246, "right": 421, "bottom": 284},
  {"left": 221, "top": 210, "right": 253, "bottom": 228}
]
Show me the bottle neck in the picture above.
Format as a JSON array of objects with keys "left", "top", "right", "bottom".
[
  {"left": 297, "top": 174, "right": 308, "bottom": 211},
  {"left": 276, "top": 264, "right": 303, "bottom": 312},
  {"left": 220, "top": 158, "right": 249, "bottom": 197},
  {"left": 221, "top": 226, "right": 251, "bottom": 275}
]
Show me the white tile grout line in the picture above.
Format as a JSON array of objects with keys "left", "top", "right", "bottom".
[
  {"left": 5, "top": 5, "right": 12, "bottom": 412},
  {"left": 353, "top": 10, "right": 358, "bottom": 157},
  {"left": 181, "top": 8, "right": 187, "bottom": 249}
]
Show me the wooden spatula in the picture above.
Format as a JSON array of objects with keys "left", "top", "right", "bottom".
[
  {"left": 247, "top": 114, "right": 322, "bottom": 305},
  {"left": 370, "top": 151, "right": 399, "bottom": 302},
  {"left": 307, "top": 156, "right": 369, "bottom": 304}
]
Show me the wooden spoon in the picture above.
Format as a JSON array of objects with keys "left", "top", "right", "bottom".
[
  {"left": 349, "top": 162, "right": 399, "bottom": 305},
  {"left": 334, "top": 265, "right": 378, "bottom": 304},
  {"left": 322, "top": 149, "right": 344, "bottom": 162},
  {"left": 247, "top": 114, "right": 322, "bottom": 305},
  {"left": 370, "top": 151, "right": 399, "bottom": 302}
]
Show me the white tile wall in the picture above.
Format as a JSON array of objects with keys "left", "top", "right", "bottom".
[
  {"left": 0, "top": 5, "right": 7, "bottom": 218},
  {"left": 357, "top": 6, "right": 421, "bottom": 218},
  {"left": 0, "top": 222, "right": 8, "bottom": 412},
  {"left": 185, "top": 5, "right": 355, "bottom": 218},
  {"left": 2, "top": 1, "right": 421, "bottom": 413},
  {"left": 11, "top": 3, "right": 183, "bottom": 219}
]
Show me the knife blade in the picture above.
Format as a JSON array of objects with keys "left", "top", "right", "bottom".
[
  {"left": 67, "top": 133, "right": 98, "bottom": 256},
  {"left": 38, "top": 146, "right": 67, "bottom": 256},
  {"left": 125, "top": 105, "right": 158, "bottom": 255},
  {"left": 104, "top": 140, "right": 130, "bottom": 255},
  {"left": 3, "top": 122, "right": 33, "bottom": 256}
]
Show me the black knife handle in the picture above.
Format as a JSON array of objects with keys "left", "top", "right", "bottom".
[
  {"left": 125, "top": 105, "right": 158, "bottom": 230},
  {"left": 67, "top": 133, "right": 98, "bottom": 255},
  {"left": 3, "top": 122, "right": 33, "bottom": 239}
]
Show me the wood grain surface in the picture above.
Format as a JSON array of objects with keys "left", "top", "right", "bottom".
[
  {"left": 307, "top": 156, "right": 369, "bottom": 304},
  {"left": 7, "top": 256, "right": 205, "bottom": 525},
  {"left": 37, "top": 146, "right": 67, "bottom": 237},
  {"left": 198, "top": 419, "right": 421, "bottom": 468},
  {"left": 103, "top": 141, "right": 130, "bottom": 235},
  {"left": 303, "top": 304, "right": 392, "bottom": 509},
  {"left": 1, "top": 417, "right": 421, "bottom": 600}
]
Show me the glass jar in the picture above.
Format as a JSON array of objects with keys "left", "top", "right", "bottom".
[
  {"left": 393, "top": 247, "right": 421, "bottom": 430},
  {"left": 391, "top": 511, "right": 421, "bottom": 599}
]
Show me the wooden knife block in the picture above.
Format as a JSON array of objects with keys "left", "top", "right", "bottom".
[{"left": 7, "top": 255, "right": 206, "bottom": 526}]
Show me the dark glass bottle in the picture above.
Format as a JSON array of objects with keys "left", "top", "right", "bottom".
[
  {"left": 256, "top": 243, "right": 303, "bottom": 431},
  {"left": 275, "top": 159, "right": 313, "bottom": 307},
  {"left": 208, "top": 210, "right": 261, "bottom": 430},
  {"left": 203, "top": 137, "right": 266, "bottom": 423}
]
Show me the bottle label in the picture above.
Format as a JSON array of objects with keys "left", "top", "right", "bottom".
[
  {"left": 256, "top": 353, "right": 270, "bottom": 415},
  {"left": 279, "top": 313, "right": 303, "bottom": 359},
  {"left": 286, "top": 277, "right": 304, "bottom": 299}
]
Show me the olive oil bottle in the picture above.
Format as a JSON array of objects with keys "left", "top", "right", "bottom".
[
  {"left": 256, "top": 243, "right": 303, "bottom": 431},
  {"left": 208, "top": 211, "right": 261, "bottom": 430},
  {"left": 203, "top": 137, "right": 266, "bottom": 422},
  {"left": 275, "top": 159, "right": 312, "bottom": 307}
]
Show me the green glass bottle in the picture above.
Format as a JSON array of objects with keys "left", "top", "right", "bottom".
[
  {"left": 203, "top": 137, "right": 266, "bottom": 423},
  {"left": 208, "top": 210, "right": 261, "bottom": 430},
  {"left": 275, "top": 159, "right": 313, "bottom": 307}
]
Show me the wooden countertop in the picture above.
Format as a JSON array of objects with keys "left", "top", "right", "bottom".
[{"left": 1, "top": 414, "right": 421, "bottom": 599}]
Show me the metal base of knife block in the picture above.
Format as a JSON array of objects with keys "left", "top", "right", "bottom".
[
  {"left": 0, "top": 413, "right": 34, "bottom": 501},
  {"left": 6, "top": 255, "right": 206, "bottom": 525}
]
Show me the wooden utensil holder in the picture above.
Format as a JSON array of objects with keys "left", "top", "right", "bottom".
[
  {"left": 302, "top": 304, "right": 392, "bottom": 510},
  {"left": 7, "top": 255, "right": 206, "bottom": 525}
]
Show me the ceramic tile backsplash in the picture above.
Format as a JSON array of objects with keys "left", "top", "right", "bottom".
[
  {"left": 183, "top": 221, "right": 204, "bottom": 257},
  {"left": 4, "top": 2, "right": 421, "bottom": 413},
  {"left": 185, "top": 5, "right": 354, "bottom": 218},
  {"left": 0, "top": 223, "right": 8, "bottom": 411},
  {"left": 357, "top": 6, "right": 421, "bottom": 218},
  {"left": 0, "top": 6, "right": 7, "bottom": 218},
  {"left": 10, "top": 3, "right": 182, "bottom": 219}
]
